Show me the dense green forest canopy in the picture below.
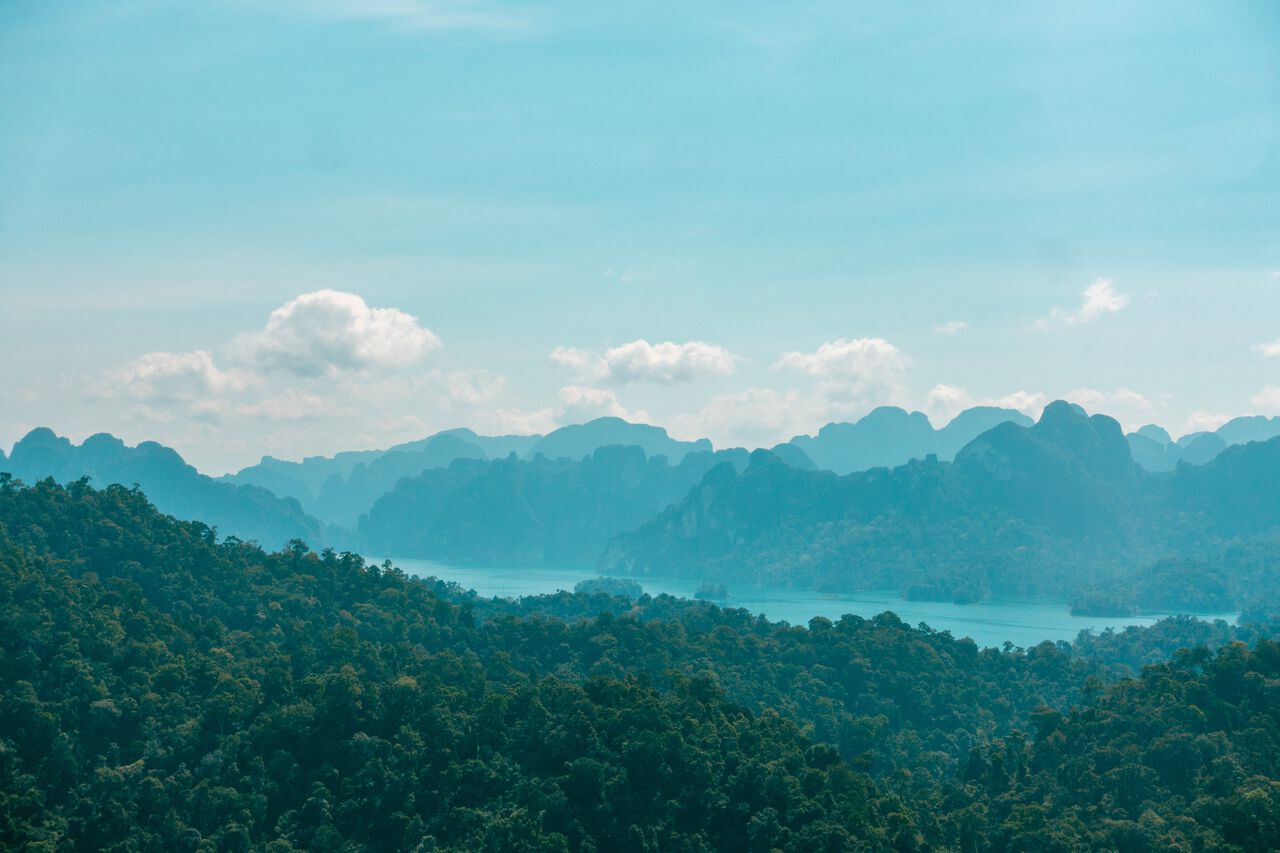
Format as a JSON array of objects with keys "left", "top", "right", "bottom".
[{"left": 1, "top": 476, "right": 1278, "bottom": 850}]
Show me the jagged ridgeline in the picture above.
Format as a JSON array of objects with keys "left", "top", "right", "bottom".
[
  {"left": 1, "top": 476, "right": 1278, "bottom": 850},
  {"left": 2, "top": 428, "right": 323, "bottom": 549},
  {"left": 8, "top": 404, "right": 1280, "bottom": 617},
  {"left": 602, "top": 402, "right": 1280, "bottom": 612}
]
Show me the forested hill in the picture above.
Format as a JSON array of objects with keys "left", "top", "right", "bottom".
[
  {"left": 1, "top": 428, "right": 323, "bottom": 549},
  {"left": 2, "top": 477, "right": 1279, "bottom": 850},
  {"left": 603, "top": 401, "right": 1280, "bottom": 609}
]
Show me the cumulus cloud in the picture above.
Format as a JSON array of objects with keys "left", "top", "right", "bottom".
[
  {"left": 88, "top": 291, "right": 552, "bottom": 470},
  {"left": 1185, "top": 411, "right": 1232, "bottom": 433},
  {"left": 1253, "top": 339, "right": 1280, "bottom": 358},
  {"left": 776, "top": 337, "right": 909, "bottom": 381},
  {"left": 557, "top": 386, "right": 649, "bottom": 424},
  {"left": 923, "top": 384, "right": 972, "bottom": 423},
  {"left": 924, "top": 384, "right": 1047, "bottom": 424},
  {"left": 549, "top": 346, "right": 606, "bottom": 380},
  {"left": 775, "top": 338, "right": 910, "bottom": 410},
  {"left": 1251, "top": 386, "right": 1280, "bottom": 413},
  {"left": 932, "top": 320, "right": 968, "bottom": 335},
  {"left": 237, "top": 391, "right": 327, "bottom": 422},
  {"left": 1032, "top": 278, "right": 1130, "bottom": 330},
  {"left": 550, "top": 339, "right": 739, "bottom": 384},
  {"left": 1064, "top": 387, "right": 1153, "bottom": 413},
  {"left": 238, "top": 290, "right": 441, "bottom": 377},
  {"left": 105, "top": 350, "right": 246, "bottom": 402},
  {"left": 668, "top": 388, "right": 808, "bottom": 449}
]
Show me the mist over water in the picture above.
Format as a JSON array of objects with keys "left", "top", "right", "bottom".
[{"left": 389, "top": 557, "right": 1239, "bottom": 649}]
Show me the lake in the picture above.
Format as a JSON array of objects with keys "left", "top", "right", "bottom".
[{"left": 388, "top": 557, "right": 1239, "bottom": 650}]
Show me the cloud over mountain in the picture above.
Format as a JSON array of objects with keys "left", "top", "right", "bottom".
[{"left": 551, "top": 339, "right": 738, "bottom": 384}]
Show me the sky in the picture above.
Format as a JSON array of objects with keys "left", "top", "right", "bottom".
[{"left": 1, "top": 0, "right": 1278, "bottom": 474}]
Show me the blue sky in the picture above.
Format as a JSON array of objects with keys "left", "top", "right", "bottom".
[{"left": 1, "top": 0, "right": 1278, "bottom": 473}]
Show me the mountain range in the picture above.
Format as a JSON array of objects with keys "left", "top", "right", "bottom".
[
  {"left": 6, "top": 404, "right": 1280, "bottom": 610},
  {"left": 602, "top": 402, "right": 1280, "bottom": 612},
  {"left": 785, "top": 405, "right": 1034, "bottom": 473},
  {"left": 222, "top": 417, "right": 715, "bottom": 525},
  {"left": 354, "top": 444, "right": 753, "bottom": 565},
  {"left": 0, "top": 428, "right": 323, "bottom": 549}
]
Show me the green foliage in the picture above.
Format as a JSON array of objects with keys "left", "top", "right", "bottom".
[
  {"left": 573, "top": 577, "right": 644, "bottom": 598},
  {"left": 2, "top": 478, "right": 1278, "bottom": 850}
]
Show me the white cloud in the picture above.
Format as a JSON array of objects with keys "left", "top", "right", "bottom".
[
  {"left": 924, "top": 384, "right": 1047, "bottom": 424},
  {"left": 238, "top": 290, "right": 441, "bottom": 377},
  {"left": 924, "top": 383, "right": 972, "bottom": 423},
  {"left": 1253, "top": 339, "right": 1280, "bottom": 358},
  {"left": 776, "top": 337, "right": 909, "bottom": 382},
  {"left": 88, "top": 291, "right": 549, "bottom": 471},
  {"left": 1061, "top": 387, "right": 1162, "bottom": 430},
  {"left": 775, "top": 338, "right": 910, "bottom": 411},
  {"left": 1185, "top": 411, "right": 1231, "bottom": 434},
  {"left": 1033, "top": 278, "right": 1130, "bottom": 330},
  {"left": 550, "top": 339, "right": 739, "bottom": 384},
  {"left": 556, "top": 386, "right": 650, "bottom": 424},
  {"left": 1064, "top": 387, "right": 1152, "bottom": 413},
  {"left": 992, "top": 390, "right": 1048, "bottom": 417},
  {"left": 932, "top": 320, "right": 968, "bottom": 335},
  {"left": 548, "top": 346, "right": 607, "bottom": 380},
  {"left": 669, "top": 388, "right": 808, "bottom": 448},
  {"left": 1072, "top": 279, "right": 1130, "bottom": 324},
  {"left": 106, "top": 350, "right": 246, "bottom": 402},
  {"left": 1251, "top": 386, "right": 1280, "bottom": 413},
  {"left": 237, "top": 391, "right": 327, "bottom": 422}
]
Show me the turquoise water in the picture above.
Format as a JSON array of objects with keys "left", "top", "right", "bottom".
[{"left": 388, "top": 557, "right": 1238, "bottom": 650}]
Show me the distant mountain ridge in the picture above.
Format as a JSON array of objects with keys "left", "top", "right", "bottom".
[
  {"left": 2, "top": 428, "right": 323, "bottom": 549},
  {"left": 1124, "top": 414, "right": 1280, "bottom": 471},
  {"left": 601, "top": 401, "right": 1280, "bottom": 608},
  {"left": 785, "top": 405, "right": 1035, "bottom": 474},
  {"left": 221, "top": 429, "right": 542, "bottom": 512},
  {"left": 354, "top": 444, "right": 753, "bottom": 566},
  {"left": 222, "top": 417, "right": 715, "bottom": 526}
]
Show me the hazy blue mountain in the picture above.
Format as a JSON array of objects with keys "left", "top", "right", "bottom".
[
  {"left": 1180, "top": 432, "right": 1229, "bottom": 465},
  {"left": 224, "top": 428, "right": 543, "bottom": 519},
  {"left": 312, "top": 432, "right": 488, "bottom": 527},
  {"left": 601, "top": 402, "right": 1280, "bottom": 606},
  {"left": 1126, "top": 427, "right": 1228, "bottom": 471},
  {"left": 357, "top": 445, "right": 748, "bottom": 566},
  {"left": 1125, "top": 432, "right": 1177, "bottom": 471},
  {"left": 934, "top": 405, "right": 1036, "bottom": 457},
  {"left": 389, "top": 428, "right": 542, "bottom": 460},
  {"left": 3, "top": 428, "right": 323, "bottom": 549},
  {"left": 787, "top": 405, "right": 1032, "bottom": 474},
  {"left": 1215, "top": 414, "right": 1280, "bottom": 446},
  {"left": 766, "top": 442, "right": 816, "bottom": 470},
  {"left": 1176, "top": 430, "right": 1211, "bottom": 448},
  {"left": 1135, "top": 424, "right": 1173, "bottom": 445},
  {"left": 526, "top": 417, "right": 712, "bottom": 463},
  {"left": 222, "top": 449, "right": 384, "bottom": 507}
]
